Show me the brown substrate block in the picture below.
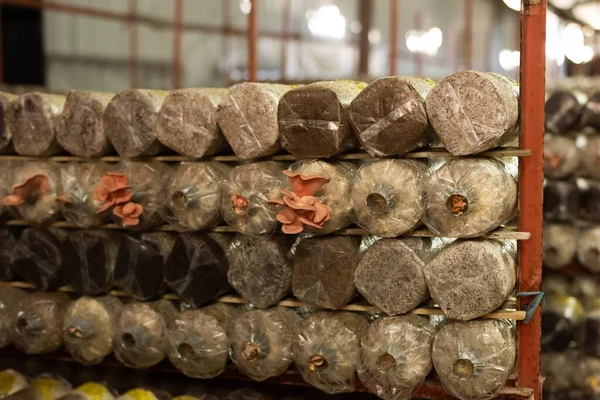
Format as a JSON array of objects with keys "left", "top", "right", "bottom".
[
  {"left": 545, "top": 90, "right": 585, "bottom": 134},
  {"left": 543, "top": 180, "right": 580, "bottom": 223},
  {"left": 217, "top": 83, "right": 291, "bottom": 160},
  {"left": 157, "top": 88, "right": 229, "bottom": 158},
  {"left": 58, "top": 162, "right": 111, "bottom": 227},
  {"left": 0, "top": 92, "right": 16, "bottom": 153},
  {"left": 424, "top": 239, "right": 516, "bottom": 320},
  {"left": 285, "top": 160, "right": 354, "bottom": 234},
  {"left": 432, "top": 320, "right": 516, "bottom": 400},
  {"left": 61, "top": 230, "right": 118, "bottom": 295},
  {"left": 227, "top": 235, "right": 292, "bottom": 309},
  {"left": 220, "top": 162, "right": 287, "bottom": 236},
  {"left": 0, "top": 287, "right": 25, "bottom": 348},
  {"left": 578, "top": 226, "right": 600, "bottom": 272},
  {"left": 164, "top": 233, "right": 231, "bottom": 307},
  {"left": 57, "top": 90, "right": 115, "bottom": 158},
  {"left": 164, "top": 162, "right": 230, "bottom": 231},
  {"left": 358, "top": 315, "right": 435, "bottom": 400},
  {"left": 3, "top": 161, "right": 62, "bottom": 223},
  {"left": 292, "top": 236, "right": 359, "bottom": 309},
  {"left": 10, "top": 291, "right": 70, "bottom": 354},
  {"left": 113, "top": 233, "right": 174, "bottom": 301},
  {"left": 11, "top": 228, "right": 65, "bottom": 290},
  {"left": 349, "top": 76, "right": 433, "bottom": 156},
  {"left": 580, "top": 180, "right": 600, "bottom": 222},
  {"left": 544, "top": 135, "right": 579, "bottom": 179},
  {"left": 293, "top": 311, "right": 369, "bottom": 394},
  {"left": 422, "top": 158, "right": 517, "bottom": 237},
  {"left": 9, "top": 92, "right": 65, "bottom": 156},
  {"left": 581, "top": 91, "right": 600, "bottom": 130},
  {"left": 103, "top": 89, "right": 168, "bottom": 158},
  {"left": 426, "top": 72, "right": 519, "bottom": 156},
  {"left": 112, "top": 301, "right": 175, "bottom": 369},
  {"left": 62, "top": 296, "right": 122, "bottom": 365},
  {"left": 0, "top": 228, "right": 16, "bottom": 281},
  {"left": 278, "top": 81, "right": 364, "bottom": 159},
  {"left": 351, "top": 160, "right": 426, "bottom": 237},
  {"left": 580, "top": 134, "right": 600, "bottom": 180},
  {"left": 543, "top": 224, "right": 578, "bottom": 271},
  {"left": 542, "top": 295, "right": 584, "bottom": 352},
  {"left": 228, "top": 307, "right": 300, "bottom": 381},
  {"left": 355, "top": 238, "right": 439, "bottom": 316},
  {"left": 167, "top": 303, "right": 237, "bottom": 379}
]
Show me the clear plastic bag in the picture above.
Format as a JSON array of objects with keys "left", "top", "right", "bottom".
[
  {"left": 61, "top": 231, "right": 118, "bottom": 295},
  {"left": 164, "top": 233, "right": 230, "bottom": 307},
  {"left": 157, "top": 88, "right": 229, "bottom": 158},
  {"left": 543, "top": 179, "right": 580, "bottom": 222},
  {"left": 103, "top": 89, "right": 168, "bottom": 158},
  {"left": 163, "top": 162, "right": 230, "bottom": 231},
  {"left": 62, "top": 296, "right": 122, "bottom": 365},
  {"left": 99, "top": 162, "right": 170, "bottom": 229},
  {"left": 544, "top": 134, "right": 579, "bottom": 179},
  {"left": 578, "top": 226, "right": 600, "bottom": 273},
  {"left": 581, "top": 91, "right": 600, "bottom": 130},
  {"left": 59, "top": 382, "right": 115, "bottom": 400},
  {"left": 292, "top": 236, "right": 360, "bottom": 309},
  {"left": 0, "top": 228, "right": 16, "bottom": 281},
  {"left": 220, "top": 161, "right": 288, "bottom": 236},
  {"left": 2, "top": 161, "right": 62, "bottom": 223},
  {"left": 166, "top": 304, "right": 234, "bottom": 379},
  {"left": 583, "top": 299, "right": 600, "bottom": 358},
  {"left": 543, "top": 224, "right": 578, "bottom": 270},
  {"left": 580, "top": 134, "right": 600, "bottom": 180},
  {"left": 425, "top": 72, "right": 519, "bottom": 156},
  {"left": 57, "top": 90, "right": 115, "bottom": 158},
  {"left": 545, "top": 90, "right": 585, "bottom": 134},
  {"left": 278, "top": 81, "right": 363, "bottom": 159},
  {"left": 355, "top": 238, "right": 441, "bottom": 316},
  {"left": 217, "top": 83, "right": 291, "bottom": 160},
  {"left": 0, "top": 287, "right": 26, "bottom": 348},
  {"left": 227, "top": 234, "right": 293, "bottom": 309},
  {"left": 424, "top": 239, "right": 516, "bottom": 320},
  {"left": 293, "top": 310, "right": 369, "bottom": 394},
  {"left": 113, "top": 301, "right": 174, "bottom": 369},
  {"left": 279, "top": 160, "right": 354, "bottom": 234},
  {"left": 11, "top": 228, "right": 65, "bottom": 291},
  {"left": 8, "top": 374, "right": 72, "bottom": 400},
  {"left": 421, "top": 158, "right": 517, "bottom": 237},
  {"left": 0, "top": 369, "right": 28, "bottom": 398},
  {"left": 351, "top": 160, "right": 427, "bottom": 237},
  {"left": 542, "top": 295, "right": 584, "bottom": 352},
  {"left": 0, "top": 92, "right": 17, "bottom": 153},
  {"left": 113, "top": 233, "right": 173, "bottom": 301},
  {"left": 8, "top": 93, "right": 66, "bottom": 156},
  {"left": 349, "top": 76, "right": 433, "bottom": 157},
  {"left": 228, "top": 307, "right": 300, "bottom": 381},
  {"left": 11, "top": 291, "right": 70, "bottom": 354},
  {"left": 358, "top": 314, "right": 436, "bottom": 400},
  {"left": 58, "top": 163, "right": 111, "bottom": 227},
  {"left": 432, "top": 319, "right": 515, "bottom": 400}
]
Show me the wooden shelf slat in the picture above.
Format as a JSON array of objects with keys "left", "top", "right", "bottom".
[
  {"left": 0, "top": 148, "right": 531, "bottom": 163},
  {"left": 0, "top": 281, "right": 526, "bottom": 320},
  {"left": 2, "top": 220, "right": 531, "bottom": 240}
]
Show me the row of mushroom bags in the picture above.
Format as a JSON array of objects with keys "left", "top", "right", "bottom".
[
  {"left": 0, "top": 227, "right": 516, "bottom": 320},
  {"left": 0, "top": 370, "right": 280, "bottom": 400},
  {"left": 0, "top": 72, "right": 523, "bottom": 160},
  {"left": 0, "top": 157, "right": 518, "bottom": 238},
  {"left": 0, "top": 288, "right": 516, "bottom": 400}
]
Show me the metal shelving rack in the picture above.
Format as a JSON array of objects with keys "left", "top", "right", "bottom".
[{"left": 0, "top": 0, "right": 545, "bottom": 399}]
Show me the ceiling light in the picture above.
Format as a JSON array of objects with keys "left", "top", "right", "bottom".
[
  {"left": 573, "top": 3, "right": 600, "bottom": 30},
  {"left": 307, "top": 5, "right": 346, "bottom": 40},
  {"left": 503, "top": 0, "right": 521, "bottom": 11}
]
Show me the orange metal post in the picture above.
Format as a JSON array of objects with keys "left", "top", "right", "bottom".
[
  {"left": 517, "top": 1, "right": 545, "bottom": 400},
  {"left": 172, "top": 0, "right": 183, "bottom": 89},
  {"left": 389, "top": 0, "right": 398, "bottom": 76},
  {"left": 464, "top": 0, "right": 473, "bottom": 69},
  {"left": 280, "top": 0, "right": 291, "bottom": 81},
  {"left": 248, "top": 0, "right": 258, "bottom": 81},
  {"left": 128, "top": 0, "right": 139, "bottom": 88}
]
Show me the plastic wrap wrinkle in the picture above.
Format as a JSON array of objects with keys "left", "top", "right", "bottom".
[
  {"left": 432, "top": 319, "right": 515, "bottom": 400},
  {"left": 358, "top": 314, "right": 435, "bottom": 400},
  {"left": 228, "top": 307, "right": 300, "bottom": 381},
  {"left": 62, "top": 296, "right": 122, "bottom": 365}
]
